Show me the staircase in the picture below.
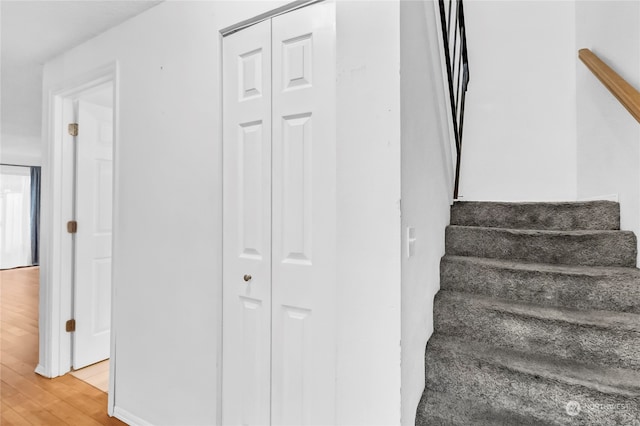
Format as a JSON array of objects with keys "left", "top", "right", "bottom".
[{"left": 416, "top": 201, "right": 640, "bottom": 425}]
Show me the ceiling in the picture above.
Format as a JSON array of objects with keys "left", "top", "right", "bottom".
[{"left": 1, "top": 0, "right": 163, "bottom": 142}]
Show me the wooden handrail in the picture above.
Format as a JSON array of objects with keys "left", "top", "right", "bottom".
[{"left": 579, "top": 48, "right": 640, "bottom": 124}]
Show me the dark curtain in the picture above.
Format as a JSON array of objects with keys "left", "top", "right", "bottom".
[{"left": 30, "top": 167, "right": 41, "bottom": 265}]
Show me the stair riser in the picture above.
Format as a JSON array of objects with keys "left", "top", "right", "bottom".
[
  {"left": 451, "top": 201, "right": 620, "bottom": 231},
  {"left": 434, "top": 295, "right": 640, "bottom": 371},
  {"left": 426, "top": 345, "right": 640, "bottom": 426},
  {"left": 446, "top": 226, "right": 637, "bottom": 267},
  {"left": 440, "top": 257, "right": 640, "bottom": 314}
]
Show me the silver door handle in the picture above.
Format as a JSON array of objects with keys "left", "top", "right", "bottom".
[{"left": 243, "top": 274, "right": 252, "bottom": 282}]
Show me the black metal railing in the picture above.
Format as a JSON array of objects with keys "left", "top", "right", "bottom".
[{"left": 439, "top": 0, "right": 469, "bottom": 199}]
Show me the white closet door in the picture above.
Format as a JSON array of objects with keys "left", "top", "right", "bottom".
[
  {"left": 73, "top": 100, "right": 114, "bottom": 369},
  {"left": 222, "top": 19, "right": 273, "bottom": 426},
  {"left": 271, "top": 3, "right": 337, "bottom": 425}
]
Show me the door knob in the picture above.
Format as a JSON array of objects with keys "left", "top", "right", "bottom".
[{"left": 243, "top": 274, "right": 252, "bottom": 282}]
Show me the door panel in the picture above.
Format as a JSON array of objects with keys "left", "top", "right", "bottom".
[
  {"left": 222, "top": 19, "right": 272, "bottom": 426},
  {"left": 271, "top": 3, "right": 336, "bottom": 425},
  {"left": 73, "top": 100, "right": 114, "bottom": 369}
]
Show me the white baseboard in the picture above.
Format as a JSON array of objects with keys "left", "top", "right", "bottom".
[{"left": 113, "top": 406, "right": 154, "bottom": 426}]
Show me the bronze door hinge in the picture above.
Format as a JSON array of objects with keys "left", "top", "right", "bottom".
[
  {"left": 68, "top": 123, "right": 78, "bottom": 137},
  {"left": 66, "top": 319, "right": 76, "bottom": 332},
  {"left": 67, "top": 221, "right": 78, "bottom": 234}
]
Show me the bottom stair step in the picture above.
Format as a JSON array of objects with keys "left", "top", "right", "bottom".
[
  {"left": 424, "top": 334, "right": 640, "bottom": 426},
  {"left": 417, "top": 389, "right": 561, "bottom": 426}
]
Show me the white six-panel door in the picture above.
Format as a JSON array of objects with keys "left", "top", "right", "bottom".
[
  {"left": 270, "top": 4, "right": 336, "bottom": 425},
  {"left": 222, "top": 2, "right": 336, "bottom": 425},
  {"left": 223, "top": 18, "right": 273, "bottom": 426},
  {"left": 73, "top": 100, "right": 114, "bottom": 369}
]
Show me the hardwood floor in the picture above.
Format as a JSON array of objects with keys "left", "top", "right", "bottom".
[
  {"left": 1, "top": 267, "right": 126, "bottom": 425},
  {"left": 70, "top": 361, "right": 110, "bottom": 393}
]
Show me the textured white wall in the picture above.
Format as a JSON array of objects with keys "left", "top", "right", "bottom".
[
  {"left": 460, "top": 0, "right": 577, "bottom": 201},
  {"left": 336, "top": 1, "right": 402, "bottom": 424},
  {"left": 400, "top": 1, "right": 454, "bottom": 424},
  {"left": 576, "top": 1, "right": 640, "bottom": 261}
]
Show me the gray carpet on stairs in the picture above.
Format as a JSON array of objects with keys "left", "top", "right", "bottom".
[{"left": 417, "top": 201, "right": 640, "bottom": 426}]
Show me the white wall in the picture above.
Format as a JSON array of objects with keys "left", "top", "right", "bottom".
[
  {"left": 1, "top": 133, "right": 41, "bottom": 166},
  {"left": 399, "top": 1, "right": 454, "bottom": 424},
  {"left": 43, "top": 1, "right": 405, "bottom": 424},
  {"left": 335, "top": 1, "right": 402, "bottom": 424},
  {"left": 42, "top": 2, "right": 289, "bottom": 424},
  {"left": 460, "top": 0, "right": 577, "bottom": 201},
  {"left": 576, "top": 1, "right": 640, "bottom": 256}
]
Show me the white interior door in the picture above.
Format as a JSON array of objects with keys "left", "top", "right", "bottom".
[
  {"left": 223, "top": 3, "right": 336, "bottom": 424},
  {"left": 270, "top": 3, "right": 336, "bottom": 425},
  {"left": 222, "top": 19, "right": 273, "bottom": 426},
  {"left": 73, "top": 100, "right": 114, "bottom": 369}
]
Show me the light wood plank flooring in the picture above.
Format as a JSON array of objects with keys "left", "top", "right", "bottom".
[
  {"left": 1, "top": 267, "right": 126, "bottom": 425},
  {"left": 70, "top": 361, "right": 109, "bottom": 393}
]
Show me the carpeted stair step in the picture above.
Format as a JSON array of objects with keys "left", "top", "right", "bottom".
[
  {"left": 446, "top": 225, "right": 637, "bottom": 267},
  {"left": 440, "top": 255, "right": 640, "bottom": 313},
  {"left": 425, "top": 334, "right": 640, "bottom": 425},
  {"left": 434, "top": 290, "right": 640, "bottom": 371},
  {"left": 450, "top": 200, "right": 620, "bottom": 231},
  {"left": 416, "top": 389, "right": 561, "bottom": 426}
]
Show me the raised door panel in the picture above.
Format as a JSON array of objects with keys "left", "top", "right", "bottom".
[
  {"left": 222, "top": 19, "right": 272, "bottom": 426},
  {"left": 271, "top": 3, "right": 337, "bottom": 425},
  {"left": 74, "top": 99, "right": 114, "bottom": 369}
]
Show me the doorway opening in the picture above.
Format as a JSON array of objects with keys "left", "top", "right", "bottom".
[
  {"left": 69, "top": 82, "right": 114, "bottom": 372},
  {"left": 38, "top": 63, "right": 118, "bottom": 415},
  {"left": 67, "top": 82, "right": 114, "bottom": 392}
]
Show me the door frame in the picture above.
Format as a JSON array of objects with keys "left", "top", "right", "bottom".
[{"left": 37, "top": 62, "right": 120, "bottom": 414}]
